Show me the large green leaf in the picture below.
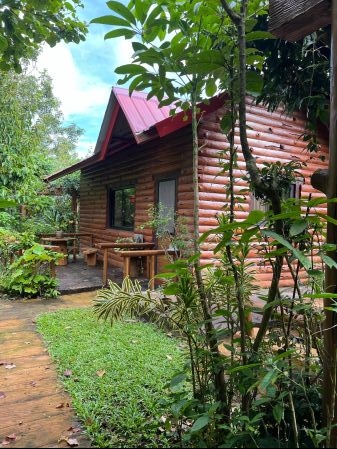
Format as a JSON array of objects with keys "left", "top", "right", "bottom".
[
  {"left": 246, "top": 30, "right": 276, "bottom": 42},
  {"left": 289, "top": 219, "right": 307, "bottom": 237},
  {"left": 190, "top": 415, "right": 210, "bottom": 433},
  {"left": 246, "top": 70, "right": 263, "bottom": 95},
  {"left": 115, "top": 64, "right": 148, "bottom": 75},
  {"left": 104, "top": 28, "right": 136, "bottom": 39},
  {"left": 90, "top": 15, "right": 132, "bottom": 28},
  {"left": 0, "top": 199, "right": 16, "bottom": 208},
  {"left": 106, "top": 0, "right": 136, "bottom": 25},
  {"left": 262, "top": 229, "right": 311, "bottom": 269}
]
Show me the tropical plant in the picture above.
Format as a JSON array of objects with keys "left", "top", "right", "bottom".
[{"left": 0, "top": 243, "right": 61, "bottom": 298}]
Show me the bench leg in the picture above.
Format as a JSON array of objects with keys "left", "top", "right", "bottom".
[{"left": 86, "top": 252, "right": 97, "bottom": 266}]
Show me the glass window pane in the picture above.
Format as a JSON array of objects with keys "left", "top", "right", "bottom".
[
  {"left": 158, "top": 179, "right": 176, "bottom": 234},
  {"left": 108, "top": 186, "right": 135, "bottom": 229}
]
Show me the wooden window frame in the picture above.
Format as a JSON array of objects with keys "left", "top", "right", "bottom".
[{"left": 107, "top": 185, "right": 136, "bottom": 230}]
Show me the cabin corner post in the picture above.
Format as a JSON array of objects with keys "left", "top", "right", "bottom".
[{"left": 323, "top": 0, "right": 337, "bottom": 443}]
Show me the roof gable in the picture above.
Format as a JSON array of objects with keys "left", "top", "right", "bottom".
[
  {"left": 45, "top": 87, "right": 227, "bottom": 182},
  {"left": 94, "top": 87, "right": 227, "bottom": 159}
]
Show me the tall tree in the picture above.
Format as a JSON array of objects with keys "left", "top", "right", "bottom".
[{"left": 0, "top": 68, "right": 82, "bottom": 207}]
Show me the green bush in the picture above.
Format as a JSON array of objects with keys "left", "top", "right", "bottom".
[{"left": 0, "top": 243, "right": 61, "bottom": 298}]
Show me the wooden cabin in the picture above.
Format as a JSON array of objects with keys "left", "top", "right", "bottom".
[{"left": 46, "top": 87, "right": 329, "bottom": 288}]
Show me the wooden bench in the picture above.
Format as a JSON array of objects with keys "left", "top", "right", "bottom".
[
  {"left": 116, "top": 249, "right": 176, "bottom": 290},
  {"left": 82, "top": 247, "right": 98, "bottom": 266}
]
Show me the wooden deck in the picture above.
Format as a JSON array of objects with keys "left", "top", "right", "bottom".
[{"left": 0, "top": 292, "right": 94, "bottom": 448}]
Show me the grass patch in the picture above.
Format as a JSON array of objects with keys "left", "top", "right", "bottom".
[{"left": 36, "top": 307, "right": 186, "bottom": 448}]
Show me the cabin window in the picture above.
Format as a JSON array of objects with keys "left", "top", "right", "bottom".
[
  {"left": 108, "top": 186, "right": 135, "bottom": 229},
  {"left": 156, "top": 178, "right": 177, "bottom": 235},
  {"left": 250, "top": 181, "right": 302, "bottom": 212}
]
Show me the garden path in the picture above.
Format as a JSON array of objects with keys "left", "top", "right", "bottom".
[{"left": 0, "top": 292, "right": 96, "bottom": 448}]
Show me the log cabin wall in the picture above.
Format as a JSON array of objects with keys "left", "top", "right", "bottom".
[
  {"left": 197, "top": 97, "right": 329, "bottom": 288},
  {"left": 79, "top": 127, "right": 194, "bottom": 271}
]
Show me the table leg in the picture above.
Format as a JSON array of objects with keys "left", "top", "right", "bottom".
[
  {"left": 149, "top": 255, "right": 155, "bottom": 290},
  {"left": 124, "top": 256, "right": 131, "bottom": 278},
  {"left": 103, "top": 249, "right": 108, "bottom": 284}
]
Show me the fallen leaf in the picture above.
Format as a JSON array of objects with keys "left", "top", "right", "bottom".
[
  {"left": 66, "top": 438, "right": 79, "bottom": 447},
  {"left": 4, "top": 364, "right": 16, "bottom": 369},
  {"left": 96, "top": 370, "right": 106, "bottom": 378},
  {"left": 0, "top": 391, "right": 6, "bottom": 399},
  {"left": 58, "top": 436, "right": 79, "bottom": 447},
  {"left": 6, "top": 434, "right": 16, "bottom": 441},
  {"left": 67, "top": 427, "right": 81, "bottom": 433},
  {"left": 63, "top": 369, "right": 72, "bottom": 377}
]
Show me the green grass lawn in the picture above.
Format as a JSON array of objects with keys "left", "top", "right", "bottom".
[{"left": 36, "top": 307, "right": 186, "bottom": 448}]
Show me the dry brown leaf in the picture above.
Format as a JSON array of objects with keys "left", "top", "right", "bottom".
[
  {"left": 58, "top": 436, "right": 79, "bottom": 447},
  {"left": 66, "top": 438, "right": 79, "bottom": 447},
  {"left": 67, "top": 427, "right": 81, "bottom": 433},
  {"left": 4, "top": 363, "right": 16, "bottom": 369},
  {"left": 6, "top": 434, "right": 16, "bottom": 441},
  {"left": 96, "top": 370, "right": 106, "bottom": 378}
]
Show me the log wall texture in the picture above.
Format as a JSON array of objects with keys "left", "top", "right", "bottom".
[
  {"left": 197, "top": 98, "right": 329, "bottom": 287},
  {"left": 80, "top": 97, "right": 329, "bottom": 288}
]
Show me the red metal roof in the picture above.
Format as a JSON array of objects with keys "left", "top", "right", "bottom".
[{"left": 113, "top": 87, "right": 174, "bottom": 136}]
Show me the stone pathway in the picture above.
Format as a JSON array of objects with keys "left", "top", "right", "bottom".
[{"left": 0, "top": 292, "right": 96, "bottom": 448}]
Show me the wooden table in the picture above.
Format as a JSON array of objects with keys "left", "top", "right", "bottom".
[
  {"left": 116, "top": 249, "right": 176, "bottom": 290},
  {"left": 94, "top": 242, "right": 155, "bottom": 284},
  {"left": 40, "top": 236, "right": 76, "bottom": 265}
]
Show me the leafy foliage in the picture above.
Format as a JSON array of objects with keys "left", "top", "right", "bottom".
[
  {"left": 0, "top": 0, "right": 88, "bottom": 72},
  {"left": 0, "top": 241, "right": 60, "bottom": 298},
  {"left": 0, "top": 68, "right": 82, "bottom": 234}
]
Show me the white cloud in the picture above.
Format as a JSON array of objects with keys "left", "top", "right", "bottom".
[
  {"left": 36, "top": 42, "right": 111, "bottom": 118},
  {"left": 34, "top": 24, "right": 134, "bottom": 159}
]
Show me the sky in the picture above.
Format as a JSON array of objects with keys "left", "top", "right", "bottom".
[{"left": 36, "top": 0, "right": 133, "bottom": 159}]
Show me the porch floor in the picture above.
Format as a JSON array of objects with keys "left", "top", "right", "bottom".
[{"left": 55, "top": 257, "right": 150, "bottom": 294}]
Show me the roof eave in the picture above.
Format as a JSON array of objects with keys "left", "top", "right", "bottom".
[{"left": 44, "top": 153, "right": 100, "bottom": 183}]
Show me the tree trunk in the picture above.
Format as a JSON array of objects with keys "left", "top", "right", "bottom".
[{"left": 323, "top": 2, "right": 337, "bottom": 446}]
